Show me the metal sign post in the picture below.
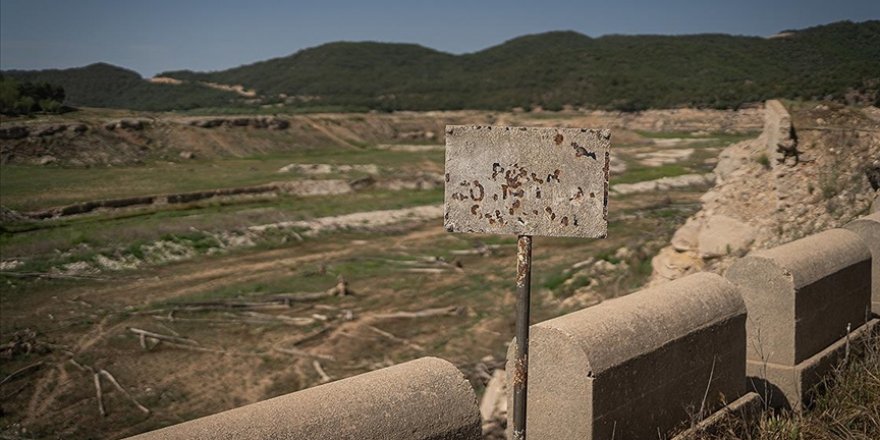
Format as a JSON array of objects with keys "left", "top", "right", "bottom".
[{"left": 443, "top": 125, "right": 611, "bottom": 440}]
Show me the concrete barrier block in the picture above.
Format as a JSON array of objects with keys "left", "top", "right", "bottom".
[
  {"left": 747, "top": 318, "right": 878, "bottom": 409},
  {"left": 726, "top": 228, "right": 871, "bottom": 366},
  {"left": 507, "top": 272, "right": 746, "bottom": 440},
  {"left": 126, "top": 357, "right": 481, "bottom": 440},
  {"left": 844, "top": 212, "right": 880, "bottom": 312}
]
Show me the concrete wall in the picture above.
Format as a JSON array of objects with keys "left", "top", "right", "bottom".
[
  {"left": 507, "top": 273, "right": 746, "bottom": 440},
  {"left": 126, "top": 357, "right": 480, "bottom": 440},
  {"left": 726, "top": 228, "right": 873, "bottom": 409},
  {"left": 764, "top": 99, "right": 794, "bottom": 163},
  {"left": 844, "top": 212, "right": 880, "bottom": 312}
]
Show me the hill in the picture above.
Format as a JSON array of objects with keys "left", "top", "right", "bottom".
[
  {"left": 4, "top": 20, "right": 879, "bottom": 112},
  {"left": 3, "top": 63, "right": 240, "bottom": 111}
]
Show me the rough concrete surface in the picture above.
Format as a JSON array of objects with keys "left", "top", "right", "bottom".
[
  {"left": 444, "top": 125, "right": 610, "bottom": 238},
  {"left": 126, "top": 357, "right": 481, "bottom": 440},
  {"left": 726, "top": 228, "right": 871, "bottom": 366},
  {"left": 843, "top": 212, "right": 880, "bottom": 312},
  {"left": 507, "top": 272, "right": 746, "bottom": 440}
]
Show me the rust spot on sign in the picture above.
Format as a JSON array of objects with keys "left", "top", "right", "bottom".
[
  {"left": 554, "top": 133, "right": 564, "bottom": 145},
  {"left": 470, "top": 180, "right": 484, "bottom": 201},
  {"left": 572, "top": 142, "right": 598, "bottom": 160}
]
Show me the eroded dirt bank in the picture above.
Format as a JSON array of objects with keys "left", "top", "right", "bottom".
[{"left": 1, "top": 108, "right": 762, "bottom": 166}]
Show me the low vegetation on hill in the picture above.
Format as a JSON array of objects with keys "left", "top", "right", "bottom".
[
  {"left": 3, "top": 21, "right": 879, "bottom": 113},
  {"left": 0, "top": 75, "right": 66, "bottom": 115}
]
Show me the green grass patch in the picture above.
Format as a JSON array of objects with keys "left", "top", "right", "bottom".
[
  {"left": 634, "top": 130, "right": 757, "bottom": 141},
  {"left": 0, "top": 187, "right": 443, "bottom": 266},
  {"left": 0, "top": 147, "right": 443, "bottom": 211},
  {"left": 614, "top": 164, "right": 690, "bottom": 184}
]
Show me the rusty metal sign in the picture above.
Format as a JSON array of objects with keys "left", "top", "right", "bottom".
[
  {"left": 443, "top": 125, "right": 610, "bottom": 238},
  {"left": 443, "top": 125, "right": 611, "bottom": 440}
]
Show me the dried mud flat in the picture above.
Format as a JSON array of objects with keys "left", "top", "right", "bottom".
[{"left": 0, "top": 108, "right": 764, "bottom": 439}]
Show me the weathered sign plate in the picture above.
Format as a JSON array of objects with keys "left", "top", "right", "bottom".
[{"left": 444, "top": 125, "right": 610, "bottom": 238}]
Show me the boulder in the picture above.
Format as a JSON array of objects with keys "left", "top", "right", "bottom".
[
  {"left": 697, "top": 215, "right": 757, "bottom": 258},
  {"left": 33, "top": 124, "right": 68, "bottom": 137},
  {"left": 68, "top": 123, "right": 88, "bottom": 134},
  {"left": 671, "top": 218, "right": 701, "bottom": 251},
  {"left": 651, "top": 247, "right": 703, "bottom": 282}
]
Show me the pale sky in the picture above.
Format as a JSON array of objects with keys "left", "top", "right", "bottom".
[{"left": 1, "top": 0, "right": 878, "bottom": 77}]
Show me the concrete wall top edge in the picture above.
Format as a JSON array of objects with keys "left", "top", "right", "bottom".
[
  {"left": 533, "top": 272, "right": 744, "bottom": 376},
  {"left": 752, "top": 229, "right": 870, "bottom": 289},
  {"left": 848, "top": 211, "right": 880, "bottom": 225},
  {"left": 125, "top": 356, "right": 481, "bottom": 440}
]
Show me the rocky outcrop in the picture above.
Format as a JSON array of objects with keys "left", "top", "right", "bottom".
[
  {"left": 696, "top": 215, "right": 757, "bottom": 258},
  {"left": 104, "top": 119, "right": 151, "bottom": 131},
  {"left": 187, "top": 116, "right": 289, "bottom": 130},
  {"left": 650, "top": 101, "right": 879, "bottom": 285},
  {"left": 278, "top": 163, "right": 381, "bottom": 175},
  {"left": 0, "top": 126, "right": 29, "bottom": 140},
  {"left": 0, "top": 123, "right": 88, "bottom": 140}
]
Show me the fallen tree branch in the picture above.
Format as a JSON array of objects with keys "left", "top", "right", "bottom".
[
  {"left": 289, "top": 326, "right": 334, "bottom": 347},
  {"left": 152, "top": 312, "right": 316, "bottom": 327},
  {"left": 365, "top": 325, "right": 424, "bottom": 351},
  {"left": 372, "top": 306, "right": 463, "bottom": 320},
  {"left": 403, "top": 268, "right": 447, "bottom": 274},
  {"left": 159, "top": 340, "right": 266, "bottom": 357},
  {"left": 99, "top": 369, "right": 150, "bottom": 415},
  {"left": 127, "top": 327, "right": 199, "bottom": 346},
  {"left": 0, "top": 361, "right": 44, "bottom": 387},
  {"left": 313, "top": 361, "right": 332, "bottom": 383},
  {"left": 151, "top": 302, "right": 292, "bottom": 312},
  {"left": 240, "top": 311, "right": 316, "bottom": 326},
  {"left": 273, "top": 346, "right": 335, "bottom": 362},
  {"left": 68, "top": 358, "right": 89, "bottom": 372},
  {"left": 94, "top": 373, "right": 106, "bottom": 417}
]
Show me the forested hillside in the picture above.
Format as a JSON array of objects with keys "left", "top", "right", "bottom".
[{"left": 4, "top": 20, "right": 879, "bottom": 112}]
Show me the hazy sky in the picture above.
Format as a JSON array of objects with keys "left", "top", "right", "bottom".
[{"left": 1, "top": 0, "right": 878, "bottom": 77}]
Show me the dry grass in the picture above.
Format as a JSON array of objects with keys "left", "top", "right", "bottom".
[{"left": 696, "top": 327, "right": 880, "bottom": 440}]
